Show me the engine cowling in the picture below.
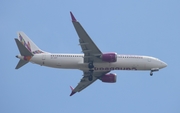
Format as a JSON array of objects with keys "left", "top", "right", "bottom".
[
  {"left": 100, "top": 73, "right": 117, "bottom": 83},
  {"left": 101, "top": 53, "right": 117, "bottom": 62}
]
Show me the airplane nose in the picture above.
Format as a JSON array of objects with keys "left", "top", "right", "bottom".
[{"left": 160, "top": 61, "right": 167, "bottom": 68}]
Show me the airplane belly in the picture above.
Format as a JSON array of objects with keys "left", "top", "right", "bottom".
[
  {"left": 31, "top": 54, "right": 84, "bottom": 69},
  {"left": 77, "top": 62, "right": 110, "bottom": 71},
  {"left": 94, "top": 63, "right": 110, "bottom": 70},
  {"left": 56, "top": 57, "right": 83, "bottom": 69},
  {"left": 108, "top": 58, "right": 147, "bottom": 71}
]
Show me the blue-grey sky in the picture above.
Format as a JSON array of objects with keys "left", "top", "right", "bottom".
[{"left": 1, "top": 0, "right": 180, "bottom": 113}]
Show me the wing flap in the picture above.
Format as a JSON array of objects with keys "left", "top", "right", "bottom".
[
  {"left": 70, "top": 12, "right": 102, "bottom": 63},
  {"left": 70, "top": 71, "right": 109, "bottom": 96},
  {"left": 73, "top": 76, "right": 97, "bottom": 92}
]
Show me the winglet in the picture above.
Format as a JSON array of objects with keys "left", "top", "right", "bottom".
[
  {"left": 70, "top": 86, "right": 76, "bottom": 96},
  {"left": 70, "top": 12, "right": 77, "bottom": 22}
]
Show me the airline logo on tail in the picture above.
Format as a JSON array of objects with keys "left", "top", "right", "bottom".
[
  {"left": 19, "top": 34, "right": 31, "bottom": 52},
  {"left": 19, "top": 33, "right": 43, "bottom": 54}
]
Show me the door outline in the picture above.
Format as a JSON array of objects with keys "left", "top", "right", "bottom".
[
  {"left": 42, "top": 55, "right": 46, "bottom": 65},
  {"left": 42, "top": 55, "right": 46, "bottom": 60}
]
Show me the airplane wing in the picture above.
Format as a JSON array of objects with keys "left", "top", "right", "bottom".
[
  {"left": 70, "top": 71, "right": 109, "bottom": 96},
  {"left": 70, "top": 12, "right": 103, "bottom": 63}
]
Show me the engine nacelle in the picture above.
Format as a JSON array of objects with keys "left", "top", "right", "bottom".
[
  {"left": 101, "top": 53, "right": 117, "bottom": 62},
  {"left": 100, "top": 73, "right": 117, "bottom": 83}
]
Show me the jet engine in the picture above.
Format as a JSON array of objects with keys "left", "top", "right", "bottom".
[
  {"left": 100, "top": 73, "right": 117, "bottom": 83},
  {"left": 101, "top": 53, "right": 117, "bottom": 62}
]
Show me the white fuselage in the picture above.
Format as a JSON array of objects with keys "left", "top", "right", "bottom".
[{"left": 28, "top": 53, "right": 167, "bottom": 72}]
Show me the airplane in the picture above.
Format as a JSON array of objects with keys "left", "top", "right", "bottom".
[{"left": 15, "top": 12, "right": 167, "bottom": 96}]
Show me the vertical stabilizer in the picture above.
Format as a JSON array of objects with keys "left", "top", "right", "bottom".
[
  {"left": 17, "top": 31, "right": 44, "bottom": 54},
  {"left": 15, "top": 31, "right": 44, "bottom": 69},
  {"left": 15, "top": 39, "right": 33, "bottom": 56}
]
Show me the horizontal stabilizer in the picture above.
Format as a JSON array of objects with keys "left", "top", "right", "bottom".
[
  {"left": 15, "top": 38, "right": 33, "bottom": 56},
  {"left": 15, "top": 60, "right": 28, "bottom": 69}
]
